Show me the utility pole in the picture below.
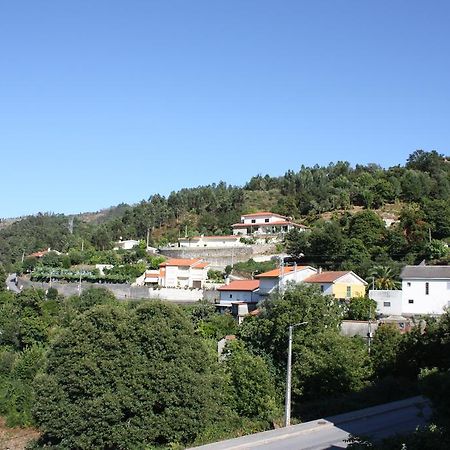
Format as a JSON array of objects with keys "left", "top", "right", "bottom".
[
  {"left": 285, "top": 321, "right": 308, "bottom": 427},
  {"left": 146, "top": 227, "right": 150, "bottom": 249},
  {"left": 368, "top": 302, "right": 373, "bottom": 354}
]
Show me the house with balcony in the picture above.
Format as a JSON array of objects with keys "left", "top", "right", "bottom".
[
  {"left": 255, "top": 265, "right": 318, "bottom": 296},
  {"left": 231, "top": 212, "right": 308, "bottom": 237},
  {"left": 303, "top": 271, "right": 367, "bottom": 299},
  {"left": 158, "top": 258, "right": 210, "bottom": 288}
]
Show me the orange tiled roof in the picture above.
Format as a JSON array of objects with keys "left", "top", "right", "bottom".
[
  {"left": 29, "top": 249, "right": 49, "bottom": 258},
  {"left": 179, "top": 235, "right": 239, "bottom": 240},
  {"left": 303, "top": 271, "right": 350, "bottom": 283},
  {"left": 159, "top": 258, "right": 209, "bottom": 268},
  {"left": 218, "top": 280, "right": 260, "bottom": 291},
  {"left": 241, "top": 212, "right": 288, "bottom": 218},
  {"left": 255, "top": 266, "right": 310, "bottom": 278},
  {"left": 232, "top": 220, "right": 308, "bottom": 228}
]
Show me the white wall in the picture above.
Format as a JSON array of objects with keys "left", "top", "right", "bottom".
[
  {"left": 369, "top": 290, "right": 403, "bottom": 316},
  {"left": 219, "top": 290, "right": 258, "bottom": 304},
  {"left": 402, "top": 279, "right": 450, "bottom": 315}
]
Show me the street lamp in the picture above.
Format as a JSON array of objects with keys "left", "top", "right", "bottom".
[{"left": 285, "top": 321, "right": 308, "bottom": 427}]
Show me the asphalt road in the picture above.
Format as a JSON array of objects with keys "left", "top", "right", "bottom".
[{"left": 190, "top": 396, "right": 431, "bottom": 450}]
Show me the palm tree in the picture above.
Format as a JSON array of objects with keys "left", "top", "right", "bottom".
[{"left": 369, "top": 265, "right": 401, "bottom": 290}]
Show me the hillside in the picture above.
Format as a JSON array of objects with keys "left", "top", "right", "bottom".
[{"left": 1, "top": 150, "right": 449, "bottom": 278}]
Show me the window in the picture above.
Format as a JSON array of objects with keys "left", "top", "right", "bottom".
[
  {"left": 383, "top": 302, "right": 391, "bottom": 307},
  {"left": 251, "top": 219, "right": 256, "bottom": 223},
  {"left": 407, "top": 282, "right": 411, "bottom": 287},
  {"left": 320, "top": 285, "right": 324, "bottom": 293},
  {"left": 425, "top": 282, "right": 429, "bottom": 295},
  {"left": 408, "top": 299, "right": 414, "bottom": 304},
  {"left": 346, "top": 286, "right": 351, "bottom": 297},
  {"left": 229, "top": 294, "right": 233, "bottom": 299},
  {"left": 265, "top": 218, "right": 269, "bottom": 223}
]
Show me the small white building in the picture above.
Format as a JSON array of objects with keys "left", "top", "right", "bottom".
[
  {"left": 159, "top": 258, "right": 210, "bottom": 288},
  {"left": 178, "top": 235, "right": 244, "bottom": 248},
  {"left": 217, "top": 280, "right": 260, "bottom": 323},
  {"left": 370, "top": 264, "right": 450, "bottom": 316},
  {"left": 255, "top": 265, "right": 318, "bottom": 296},
  {"left": 217, "top": 280, "right": 261, "bottom": 305},
  {"left": 113, "top": 239, "right": 140, "bottom": 250},
  {"left": 231, "top": 212, "right": 308, "bottom": 236},
  {"left": 401, "top": 265, "right": 450, "bottom": 315}
]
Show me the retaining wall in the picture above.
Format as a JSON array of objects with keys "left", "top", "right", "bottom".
[{"left": 18, "top": 277, "right": 218, "bottom": 304}]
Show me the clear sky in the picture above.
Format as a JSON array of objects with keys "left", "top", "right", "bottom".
[{"left": 1, "top": 0, "right": 449, "bottom": 218}]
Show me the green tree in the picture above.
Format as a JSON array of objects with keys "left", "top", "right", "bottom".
[
  {"left": 369, "top": 266, "right": 401, "bottom": 290},
  {"left": 345, "top": 296, "right": 377, "bottom": 321},
  {"left": 370, "top": 324, "right": 403, "bottom": 379},
  {"left": 292, "top": 332, "right": 372, "bottom": 400},
  {"left": 238, "top": 284, "right": 343, "bottom": 368},
  {"left": 224, "top": 340, "right": 278, "bottom": 421},
  {"left": 33, "top": 302, "right": 224, "bottom": 449}
]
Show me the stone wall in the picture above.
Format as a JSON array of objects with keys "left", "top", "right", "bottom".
[
  {"left": 159, "top": 244, "right": 277, "bottom": 270},
  {"left": 18, "top": 277, "right": 218, "bottom": 304}
]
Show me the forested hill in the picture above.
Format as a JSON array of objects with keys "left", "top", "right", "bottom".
[{"left": 1, "top": 150, "right": 449, "bottom": 272}]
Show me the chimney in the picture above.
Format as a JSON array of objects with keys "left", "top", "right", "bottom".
[
  {"left": 225, "top": 277, "right": 230, "bottom": 285},
  {"left": 318, "top": 267, "right": 322, "bottom": 274}
]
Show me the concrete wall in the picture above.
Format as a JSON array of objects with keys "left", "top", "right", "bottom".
[
  {"left": 18, "top": 277, "right": 213, "bottom": 304},
  {"left": 369, "top": 290, "right": 403, "bottom": 316},
  {"left": 159, "top": 244, "right": 277, "bottom": 270},
  {"left": 402, "top": 279, "right": 450, "bottom": 315}
]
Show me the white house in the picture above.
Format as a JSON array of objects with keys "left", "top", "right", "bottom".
[
  {"left": 178, "top": 235, "right": 244, "bottom": 248},
  {"left": 217, "top": 280, "right": 260, "bottom": 323},
  {"left": 217, "top": 280, "right": 260, "bottom": 305},
  {"left": 231, "top": 212, "right": 308, "bottom": 236},
  {"left": 159, "top": 258, "right": 210, "bottom": 288},
  {"left": 401, "top": 265, "right": 450, "bottom": 315},
  {"left": 369, "top": 264, "right": 450, "bottom": 316},
  {"left": 113, "top": 239, "right": 140, "bottom": 250},
  {"left": 255, "top": 265, "right": 318, "bottom": 296}
]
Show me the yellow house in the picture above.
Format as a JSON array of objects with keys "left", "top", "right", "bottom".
[{"left": 304, "top": 271, "right": 367, "bottom": 299}]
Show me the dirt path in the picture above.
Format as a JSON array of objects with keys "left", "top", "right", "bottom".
[{"left": 0, "top": 418, "right": 40, "bottom": 450}]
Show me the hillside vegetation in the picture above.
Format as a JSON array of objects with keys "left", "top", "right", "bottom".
[{"left": 1, "top": 150, "right": 449, "bottom": 280}]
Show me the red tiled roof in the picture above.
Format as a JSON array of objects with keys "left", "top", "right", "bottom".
[
  {"left": 144, "top": 272, "right": 159, "bottom": 278},
  {"left": 232, "top": 221, "right": 308, "bottom": 228},
  {"left": 159, "top": 258, "right": 209, "bottom": 268},
  {"left": 304, "top": 271, "right": 350, "bottom": 283},
  {"left": 218, "top": 280, "right": 260, "bottom": 291},
  {"left": 179, "top": 235, "right": 239, "bottom": 240},
  {"left": 241, "top": 211, "right": 288, "bottom": 219},
  {"left": 255, "top": 266, "right": 311, "bottom": 278},
  {"left": 29, "top": 250, "right": 49, "bottom": 258}
]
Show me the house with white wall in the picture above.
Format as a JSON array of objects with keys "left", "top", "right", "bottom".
[
  {"left": 231, "top": 212, "right": 308, "bottom": 236},
  {"left": 216, "top": 279, "right": 260, "bottom": 323},
  {"left": 113, "top": 239, "right": 140, "bottom": 250},
  {"left": 401, "top": 265, "right": 450, "bottom": 315},
  {"left": 255, "top": 265, "right": 318, "bottom": 296},
  {"left": 159, "top": 258, "right": 210, "bottom": 288},
  {"left": 369, "top": 264, "right": 450, "bottom": 316}
]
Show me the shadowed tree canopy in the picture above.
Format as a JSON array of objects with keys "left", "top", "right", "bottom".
[{"left": 32, "top": 301, "right": 223, "bottom": 449}]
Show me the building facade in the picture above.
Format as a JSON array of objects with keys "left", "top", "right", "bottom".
[{"left": 231, "top": 212, "right": 308, "bottom": 236}]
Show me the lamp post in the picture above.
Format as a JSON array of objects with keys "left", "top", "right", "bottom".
[{"left": 285, "top": 321, "right": 308, "bottom": 427}]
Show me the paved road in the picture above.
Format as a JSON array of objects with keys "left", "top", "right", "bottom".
[
  {"left": 190, "top": 396, "right": 431, "bottom": 450},
  {"left": 5, "top": 273, "right": 22, "bottom": 293}
]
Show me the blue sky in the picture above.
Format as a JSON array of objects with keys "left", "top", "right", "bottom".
[{"left": 1, "top": 1, "right": 449, "bottom": 218}]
